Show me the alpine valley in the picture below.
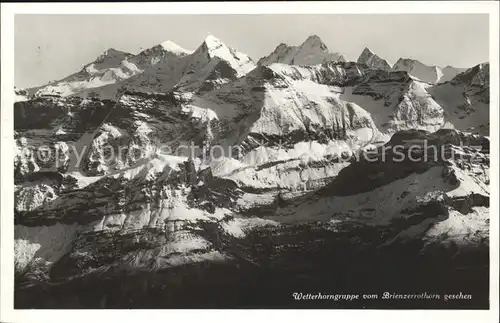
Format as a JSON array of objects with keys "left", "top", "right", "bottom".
[{"left": 14, "top": 35, "right": 490, "bottom": 309}]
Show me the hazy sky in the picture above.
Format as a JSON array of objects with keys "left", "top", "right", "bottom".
[{"left": 15, "top": 14, "right": 489, "bottom": 88}]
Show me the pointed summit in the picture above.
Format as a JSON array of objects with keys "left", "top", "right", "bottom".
[
  {"left": 303, "top": 35, "right": 325, "bottom": 45},
  {"left": 301, "top": 35, "right": 329, "bottom": 52},
  {"left": 192, "top": 34, "right": 228, "bottom": 58},
  {"left": 357, "top": 47, "right": 391, "bottom": 72},
  {"left": 305, "top": 35, "right": 322, "bottom": 41},
  {"left": 186, "top": 35, "right": 255, "bottom": 78},
  {"left": 360, "top": 47, "right": 374, "bottom": 56},
  {"left": 357, "top": 47, "right": 373, "bottom": 64},
  {"left": 203, "top": 34, "right": 225, "bottom": 49},
  {"left": 124, "top": 34, "right": 255, "bottom": 95}
]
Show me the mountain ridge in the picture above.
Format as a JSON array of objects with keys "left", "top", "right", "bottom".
[
  {"left": 257, "top": 35, "right": 346, "bottom": 66},
  {"left": 24, "top": 35, "right": 482, "bottom": 98}
]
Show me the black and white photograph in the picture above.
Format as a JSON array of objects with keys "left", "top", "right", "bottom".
[{"left": 1, "top": 2, "right": 499, "bottom": 322}]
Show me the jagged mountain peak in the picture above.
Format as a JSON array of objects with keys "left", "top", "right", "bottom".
[
  {"left": 160, "top": 40, "right": 193, "bottom": 55},
  {"left": 126, "top": 41, "right": 190, "bottom": 73},
  {"left": 194, "top": 34, "right": 231, "bottom": 58},
  {"left": 276, "top": 43, "right": 288, "bottom": 50},
  {"left": 477, "top": 62, "right": 489, "bottom": 69},
  {"left": 301, "top": 34, "right": 328, "bottom": 51},
  {"left": 451, "top": 62, "right": 489, "bottom": 87},
  {"left": 97, "top": 48, "right": 132, "bottom": 60},
  {"left": 357, "top": 47, "right": 391, "bottom": 72},
  {"left": 393, "top": 57, "right": 441, "bottom": 71},
  {"left": 188, "top": 34, "right": 255, "bottom": 77},
  {"left": 393, "top": 57, "right": 434, "bottom": 69},
  {"left": 258, "top": 35, "right": 344, "bottom": 66},
  {"left": 304, "top": 34, "right": 322, "bottom": 42},
  {"left": 360, "top": 47, "right": 374, "bottom": 56},
  {"left": 204, "top": 34, "right": 222, "bottom": 44},
  {"left": 202, "top": 34, "right": 225, "bottom": 50},
  {"left": 102, "top": 48, "right": 126, "bottom": 55},
  {"left": 393, "top": 57, "right": 418, "bottom": 67}
]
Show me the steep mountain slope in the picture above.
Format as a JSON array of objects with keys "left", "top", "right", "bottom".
[
  {"left": 440, "top": 65, "right": 467, "bottom": 83},
  {"left": 392, "top": 58, "right": 444, "bottom": 84},
  {"left": 14, "top": 62, "right": 375, "bottom": 185},
  {"left": 428, "top": 63, "right": 489, "bottom": 135},
  {"left": 188, "top": 62, "right": 380, "bottom": 160},
  {"left": 357, "top": 47, "right": 392, "bottom": 71},
  {"left": 340, "top": 70, "right": 446, "bottom": 135},
  {"left": 174, "top": 35, "right": 256, "bottom": 92},
  {"left": 28, "top": 49, "right": 137, "bottom": 97},
  {"left": 307, "top": 129, "right": 489, "bottom": 259},
  {"left": 391, "top": 58, "right": 467, "bottom": 85},
  {"left": 14, "top": 61, "right": 488, "bottom": 187},
  {"left": 258, "top": 35, "right": 345, "bottom": 66}
]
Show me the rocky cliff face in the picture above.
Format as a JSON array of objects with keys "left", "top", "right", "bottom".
[
  {"left": 428, "top": 63, "right": 489, "bottom": 135},
  {"left": 313, "top": 128, "right": 489, "bottom": 250},
  {"left": 14, "top": 127, "right": 490, "bottom": 308},
  {"left": 14, "top": 35, "right": 490, "bottom": 309}
]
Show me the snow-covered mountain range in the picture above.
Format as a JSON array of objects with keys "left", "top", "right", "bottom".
[
  {"left": 257, "top": 35, "right": 346, "bottom": 66},
  {"left": 26, "top": 35, "right": 254, "bottom": 99},
  {"left": 21, "top": 35, "right": 470, "bottom": 99},
  {"left": 14, "top": 34, "right": 490, "bottom": 309}
]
